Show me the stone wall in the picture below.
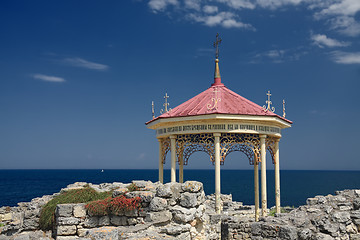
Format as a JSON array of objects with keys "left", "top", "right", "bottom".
[
  {"left": 1, "top": 180, "right": 360, "bottom": 240},
  {"left": 222, "top": 189, "right": 360, "bottom": 240},
  {"left": 53, "top": 180, "right": 208, "bottom": 239}
]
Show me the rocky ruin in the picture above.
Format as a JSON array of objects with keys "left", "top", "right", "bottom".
[{"left": 0, "top": 180, "right": 360, "bottom": 239}]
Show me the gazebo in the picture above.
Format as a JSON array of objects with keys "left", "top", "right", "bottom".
[{"left": 146, "top": 36, "right": 292, "bottom": 220}]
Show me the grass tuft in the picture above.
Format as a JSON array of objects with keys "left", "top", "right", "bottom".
[{"left": 39, "top": 186, "right": 112, "bottom": 231}]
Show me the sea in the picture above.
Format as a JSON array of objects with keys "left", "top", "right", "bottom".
[{"left": 1, "top": 170, "right": 360, "bottom": 208}]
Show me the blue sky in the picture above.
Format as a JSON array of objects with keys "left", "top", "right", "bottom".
[{"left": 0, "top": 0, "right": 359, "bottom": 170}]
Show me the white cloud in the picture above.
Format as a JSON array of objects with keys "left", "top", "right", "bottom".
[
  {"left": 63, "top": 57, "right": 109, "bottom": 71},
  {"left": 184, "top": 0, "right": 201, "bottom": 10},
  {"left": 148, "top": 0, "right": 178, "bottom": 11},
  {"left": 317, "top": 0, "right": 360, "bottom": 17},
  {"left": 328, "top": 16, "right": 360, "bottom": 37},
  {"left": 251, "top": 48, "right": 307, "bottom": 63},
  {"left": 215, "top": 0, "right": 255, "bottom": 10},
  {"left": 331, "top": 51, "right": 360, "bottom": 64},
  {"left": 32, "top": 74, "right": 65, "bottom": 83},
  {"left": 311, "top": 33, "right": 350, "bottom": 48},
  {"left": 203, "top": 5, "right": 218, "bottom": 14},
  {"left": 188, "top": 11, "right": 255, "bottom": 29},
  {"left": 256, "top": 0, "right": 304, "bottom": 10}
]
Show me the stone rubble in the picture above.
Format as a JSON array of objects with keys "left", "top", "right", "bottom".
[{"left": 0, "top": 181, "right": 359, "bottom": 239}]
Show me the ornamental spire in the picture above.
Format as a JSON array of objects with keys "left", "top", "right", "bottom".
[{"left": 212, "top": 33, "right": 224, "bottom": 87}]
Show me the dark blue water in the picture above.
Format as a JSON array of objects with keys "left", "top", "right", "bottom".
[{"left": 1, "top": 170, "right": 360, "bottom": 208}]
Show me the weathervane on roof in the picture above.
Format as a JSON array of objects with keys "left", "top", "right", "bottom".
[
  {"left": 263, "top": 91, "right": 275, "bottom": 113},
  {"left": 282, "top": 99, "right": 286, "bottom": 118},
  {"left": 160, "top": 93, "right": 171, "bottom": 114},
  {"left": 213, "top": 33, "right": 222, "bottom": 59},
  {"left": 151, "top": 101, "right": 155, "bottom": 119}
]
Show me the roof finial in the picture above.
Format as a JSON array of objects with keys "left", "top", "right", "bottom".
[
  {"left": 160, "top": 93, "right": 171, "bottom": 114},
  {"left": 212, "top": 33, "right": 223, "bottom": 86},
  {"left": 263, "top": 90, "right": 275, "bottom": 113},
  {"left": 282, "top": 99, "right": 286, "bottom": 118},
  {"left": 152, "top": 101, "right": 155, "bottom": 119}
]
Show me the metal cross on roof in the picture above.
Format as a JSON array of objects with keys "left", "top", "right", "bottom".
[
  {"left": 213, "top": 33, "right": 222, "bottom": 59},
  {"left": 263, "top": 90, "right": 275, "bottom": 113},
  {"left": 282, "top": 99, "right": 286, "bottom": 118},
  {"left": 151, "top": 101, "right": 155, "bottom": 119},
  {"left": 160, "top": 93, "right": 171, "bottom": 114}
]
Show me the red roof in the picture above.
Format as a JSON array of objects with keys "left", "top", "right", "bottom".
[
  {"left": 146, "top": 84, "right": 292, "bottom": 124},
  {"left": 146, "top": 58, "right": 292, "bottom": 125}
]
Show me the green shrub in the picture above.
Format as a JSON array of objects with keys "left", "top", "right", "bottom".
[
  {"left": 269, "top": 206, "right": 294, "bottom": 216},
  {"left": 39, "top": 186, "right": 112, "bottom": 231},
  {"left": 85, "top": 195, "right": 142, "bottom": 216},
  {"left": 0, "top": 223, "right": 5, "bottom": 227},
  {"left": 127, "top": 183, "right": 140, "bottom": 192}
]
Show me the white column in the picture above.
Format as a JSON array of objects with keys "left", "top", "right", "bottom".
[
  {"left": 254, "top": 162, "right": 259, "bottom": 221},
  {"left": 275, "top": 138, "right": 281, "bottom": 214},
  {"left": 260, "top": 134, "right": 267, "bottom": 217},
  {"left": 170, "top": 135, "right": 177, "bottom": 183},
  {"left": 214, "top": 133, "right": 221, "bottom": 214},
  {"left": 158, "top": 138, "right": 163, "bottom": 183},
  {"left": 179, "top": 154, "right": 184, "bottom": 183}
]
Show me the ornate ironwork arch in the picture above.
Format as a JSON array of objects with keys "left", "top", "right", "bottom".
[
  {"left": 176, "top": 134, "right": 214, "bottom": 165},
  {"left": 220, "top": 133, "right": 260, "bottom": 165},
  {"left": 266, "top": 137, "right": 277, "bottom": 164},
  {"left": 160, "top": 137, "right": 170, "bottom": 164}
]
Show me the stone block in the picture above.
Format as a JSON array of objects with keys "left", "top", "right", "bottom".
[
  {"left": 73, "top": 204, "right": 86, "bottom": 218},
  {"left": 145, "top": 210, "right": 172, "bottom": 224},
  {"left": 57, "top": 217, "right": 80, "bottom": 225},
  {"left": 180, "top": 192, "right": 198, "bottom": 208},
  {"left": 97, "top": 215, "right": 110, "bottom": 226},
  {"left": 112, "top": 188, "right": 127, "bottom": 197},
  {"left": 125, "top": 191, "right": 154, "bottom": 203},
  {"left": 85, "top": 226, "right": 118, "bottom": 240},
  {"left": 182, "top": 181, "right": 203, "bottom": 193},
  {"left": 171, "top": 206, "right": 196, "bottom": 223},
  {"left": 127, "top": 217, "right": 137, "bottom": 225},
  {"left": 56, "top": 236, "right": 80, "bottom": 240},
  {"left": 0, "top": 213, "right": 12, "bottom": 221},
  {"left": 57, "top": 225, "right": 77, "bottom": 236},
  {"left": 124, "top": 209, "right": 138, "bottom": 217},
  {"left": 23, "top": 218, "right": 39, "bottom": 230},
  {"left": 83, "top": 217, "right": 98, "bottom": 228},
  {"left": 110, "top": 216, "right": 127, "bottom": 226},
  {"left": 149, "top": 197, "right": 167, "bottom": 211},
  {"left": 332, "top": 211, "right": 351, "bottom": 223},
  {"left": 56, "top": 204, "right": 74, "bottom": 217}
]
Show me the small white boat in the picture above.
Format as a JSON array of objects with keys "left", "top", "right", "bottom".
[{"left": 101, "top": 169, "right": 104, "bottom": 173}]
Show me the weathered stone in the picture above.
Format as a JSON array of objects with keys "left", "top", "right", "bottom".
[
  {"left": 57, "top": 217, "right": 80, "bottom": 225},
  {"left": 23, "top": 218, "right": 39, "bottom": 230},
  {"left": 127, "top": 218, "right": 137, "bottom": 225},
  {"left": 83, "top": 217, "right": 98, "bottom": 228},
  {"left": 180, "top": 192, "right": 198, "bottom": 208},
  {"left": 57, "top": 225, "right": 77, "bottom": 236},
  {"left": 161, "top": 224, "right": 191, "bottom": 235},
  {"left": 0, "top": 213, "right": 12, "bottom": 222},
  {"left": 112, "top": 188, "right": 127, "bottom": 197},
  {"left": 85, "top": 226, "right": 118, "bottom": 240},
  {"left": 172, "top": 206, "right": 196, "bottom": 223},
  {"left": 56, "top": 236, "right": 80, "bottom": 239},
  {"left": 299, "top": 228, "right": 313, "bottom": 240},
  {"left": 125, "top": 191, "right": 154, "bottom": 203},
  {"left": 350, "top": 234, "right": 360, "bottom": 240},
  {"left": 145, "top": 210, "right": 172, "bottom": 223},
  {"left": 333, "top": 211, "right": 351, "bottom": 223},
  {"left": 110, "top": 216, "right": 127, "bottom": 226},
  {"left": 98, "top": 216, "right": 110, "bottom": 226},
  {"left": 314, "top": 232, "right": 336, "bottom": 240},
  {"left": 279, "top": 225, "right": 298, "bottom": 239},
  {"left": 156, "top": 182, "right": 182, "bottom": 199},
  {"left": 351, "top": 210, "right": 360, "bottom": 219},
  {"left": 307, "top": 198, "right": 318, "bottom": 206},
  {"left": 182, "top": 181, "right": 203, "bottom": 193},
  {"left": 73, "top": 204, "right": 86, "bottom": 218},
  {"left": 56, "top": 204, "right": 73, "bottom": 217},
  {"left": 124, "top": 209, "right": 138, "bottom": 217},
  {"left": 149, "top": 197, "right": 167, "bottom": 211},
  {"left": 346, "top": 223, "right": 358, "bottom": 234}
]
